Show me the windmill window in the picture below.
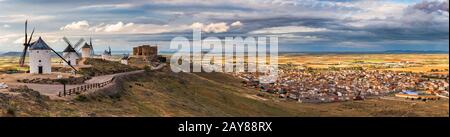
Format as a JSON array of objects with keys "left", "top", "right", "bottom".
[
  {"left": 39, "top": 60, "right": 42, "bottom": 63},
  {"left": 37, "top": 51, "right": 39, "bottom": 53}
]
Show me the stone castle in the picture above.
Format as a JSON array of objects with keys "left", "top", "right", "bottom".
[{"left": 133, "top": 45, "right": 158, "bottom": 60}]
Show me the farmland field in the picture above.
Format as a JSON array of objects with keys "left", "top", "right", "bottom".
[
  {"left": 0, "top": 56, "right": 71, "bottom": 73},
  {"left": 278, "top": 54, "right": 449, "bottom": 74}
]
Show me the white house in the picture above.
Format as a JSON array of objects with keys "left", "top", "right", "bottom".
[
  {"left": 121, "top": 55, "right": 129, "bottom": 65},
  {"left": 62, "top": 44, "right": 79, "bottom": 66},
  {"left": 81, "top": 42, "right": 92, "bottom": 58},
  {"left": 29, "top": 37, "right": 52, "bottom": 74}
]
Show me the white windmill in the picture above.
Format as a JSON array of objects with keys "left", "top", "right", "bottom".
[
  {"left": 81, "top": 38, "right": 94, "bottom": 58},
  {"left": 62, "top": 37, "right": 84, "bottom": 66},
  {"left": 28, "top": 37, "right": 52, "bottom": 74},
  {"left": 22, "top": 20, "right": 78, "bottom": 74}
]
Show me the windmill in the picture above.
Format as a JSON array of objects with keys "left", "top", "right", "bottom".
[
  {"left": 81, "top": 37, "right": 95, "bottom": 58},
  {"left": 62, "top": 37, "right": 84, "bottom": 57},
  {"left": 28, "top": 37, "right": 78, "bottom": 74},
  {"left": 89, "top": 37, "right": 95, "bottom": 56},
  {"left": 18, "top": 20, "right": 35, "bottom": 67},
  {"left": 21, "top": 20, "right": 78, "bottom": 74},
  {"left": 48, "top": 43, "right": 79, "bottom": 73},
  {"left": 62, "top": 37, "right": 84, "bottom": 66}
]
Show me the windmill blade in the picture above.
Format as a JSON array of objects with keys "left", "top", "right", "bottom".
[
  {"left": 62, "top": 37, "right": 73, "bottom": 46},
  {"left": 27, "top": 28, "right": 35, "bottom": 45},
  {"left": 19, "top": 45, "right": 30, "bottom": 67},
  {"left": 24, "top": 20, "right": 28, "bottom": 44},
  {"left": 73, "top": 38, "right": 85, "bottom": 49},
  {"left": 20, "top": 21, "right": 30, "bottom": 67},
  {"left": 19, "top": 49, "right": 26, "bottom": 66},
  {"left": 74, "top": 51, "right": 81, "bottom": 58},
  {"left": 48, "top": 46, "right": 77, "bottom": 72},
  {"left": 91, "top": 48, "right": 95, "bottom": 56},
  {"left": 77, "top": 47, "right": 82, "bottom": 52}
]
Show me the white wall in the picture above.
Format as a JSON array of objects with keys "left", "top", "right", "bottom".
[
  {"left": 82, "top": 48, "right": 91, "bottom": 58},
  {"left": 121, "top": 60, "right": 128, "bottom": 65},
  {"left": 102, "top": 54, "right": 111, "bottom": 60},
  {"left": 29, "top": 50, "right": 52, "bottom": 74},
  {"left": 63, "top": 52, "right": 79, "bottom": 66}
]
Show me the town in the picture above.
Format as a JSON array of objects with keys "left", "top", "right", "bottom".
[{"left": 232, "top": 64, "right": 449, "bottom": 103}]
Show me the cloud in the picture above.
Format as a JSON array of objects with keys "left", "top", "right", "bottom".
[
  {"left": 0, "top": 37, "right": 8, "bottom": 43},
  {"left": 411, "top": 0, "right": 449, "bottom": 13},
  {"left": 249, "top": 26, "right": 328, "bottom": 34},
  {"left": 0, "top": 0, "right": 448, "bottom": 51},
  {"left": 60, "top": 20, "right": 90, "bottom": 31},
  {"left": 191, "top": 22, "right": 230, "bottom": 33},
  {"left": 0, "top": 14, "right": 55, "bottom": 23},
  {"left": 59, "top": 21, "right": 190, "bottom": 34},
  {"left": 75, "top": 3, "right": 134, "bottom": 10},
  {"left": 92, "top": 21, "right": 134, "bottom": 32},
  {"left": 230, "top": 21, "right": 243, "bottom": 28}
]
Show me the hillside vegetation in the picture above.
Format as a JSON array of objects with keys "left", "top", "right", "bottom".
[
  {"left": 79, "top": 58, "right": 139, "bottom": 76},
  {"left": 1, "top": 66, "right": 448, "bottom": 117}
]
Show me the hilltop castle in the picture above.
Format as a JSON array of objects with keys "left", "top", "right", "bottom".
[{"left": 133, "top": 45, "right": 157, "bottom": 61}]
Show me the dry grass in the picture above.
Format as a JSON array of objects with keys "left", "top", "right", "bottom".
[
  {"left": 278, "top": 54, "right": 449, "bottom": 73},
  {"left": 1, "top": 54, "right": 448, "bottom": 117}
]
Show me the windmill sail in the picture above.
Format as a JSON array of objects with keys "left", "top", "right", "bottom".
[
  {"left": 63, "top": 37, "right": 83, "bottom": 57},
  {"left": 51, "top": 47, "right": 78, "bottom": 72},
  {"left": 19, "top": 21, "right": 35, "bottom": 67}
]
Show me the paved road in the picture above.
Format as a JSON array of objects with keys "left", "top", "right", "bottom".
[{"left": 6, "top": 70, "right": 144, "bottom": 97}]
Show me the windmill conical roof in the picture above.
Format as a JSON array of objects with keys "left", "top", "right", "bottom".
[
  {"left": 82, "top": 42, "right": 91, "bottom": 49},
  {"left": 29, "top": 37, "right": 52, "bottom": 50}
]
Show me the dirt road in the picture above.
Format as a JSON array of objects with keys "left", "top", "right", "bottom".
[{"left": 5, "top": 70, "right": 144, "bottom": 97}]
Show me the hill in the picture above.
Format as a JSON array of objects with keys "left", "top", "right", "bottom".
[
  {"left": 0, "top": 52, "right": 23, "bottom": 57},
  {"left": 1, "top": 66, "right": 448, "bottom": 117},
  {"left": 79, "top": 58, "right": 140, "bottom": 76}
]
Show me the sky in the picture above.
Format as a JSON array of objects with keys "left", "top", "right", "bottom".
[{"left": 0, "top": 0, "right": 448, "bottom": 52}]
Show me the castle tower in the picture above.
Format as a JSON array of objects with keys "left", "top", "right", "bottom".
[
  {"left": 102, "top": 46, "right": 112, "bottom": 60},
  {"left": 29, "top": 37, "right": 52, "bottom": 74}
]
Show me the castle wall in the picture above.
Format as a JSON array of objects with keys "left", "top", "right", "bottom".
[{"left": 132, "top": 45, "right": 158, "bottom": 60}]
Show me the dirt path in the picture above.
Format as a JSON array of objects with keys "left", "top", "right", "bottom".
[{"left": 5, "top": 70, "right": 144, "bottom": 98}]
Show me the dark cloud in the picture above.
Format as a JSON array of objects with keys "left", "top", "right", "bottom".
[
  {"left": 411, "top": 0, "right": 449, "bottom": 13},
  {"left": 0, "top": 0, "right": 448, "bottom": 52}
]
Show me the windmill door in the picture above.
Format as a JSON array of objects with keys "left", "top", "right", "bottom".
[{"left": 38, "top": 66, "right": 43, "bottom": 74}]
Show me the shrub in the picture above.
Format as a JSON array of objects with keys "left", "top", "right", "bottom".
[{"left": 75, "top": 95, "right": 89, "bottom": 102}]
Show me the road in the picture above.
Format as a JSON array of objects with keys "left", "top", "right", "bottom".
[{"left": 6, "top": 70, "right": 144, "bottom": 97}]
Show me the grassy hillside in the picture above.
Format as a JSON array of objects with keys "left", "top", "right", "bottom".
[
  {"left": 79, "top": 58, "right": 139, "bottom": 76},
  {"left": 46, "top": 67, "right": 303, "bottom": 117},
  {"left": 1, "top": 66, "right": 448, "bottom": 117}
]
